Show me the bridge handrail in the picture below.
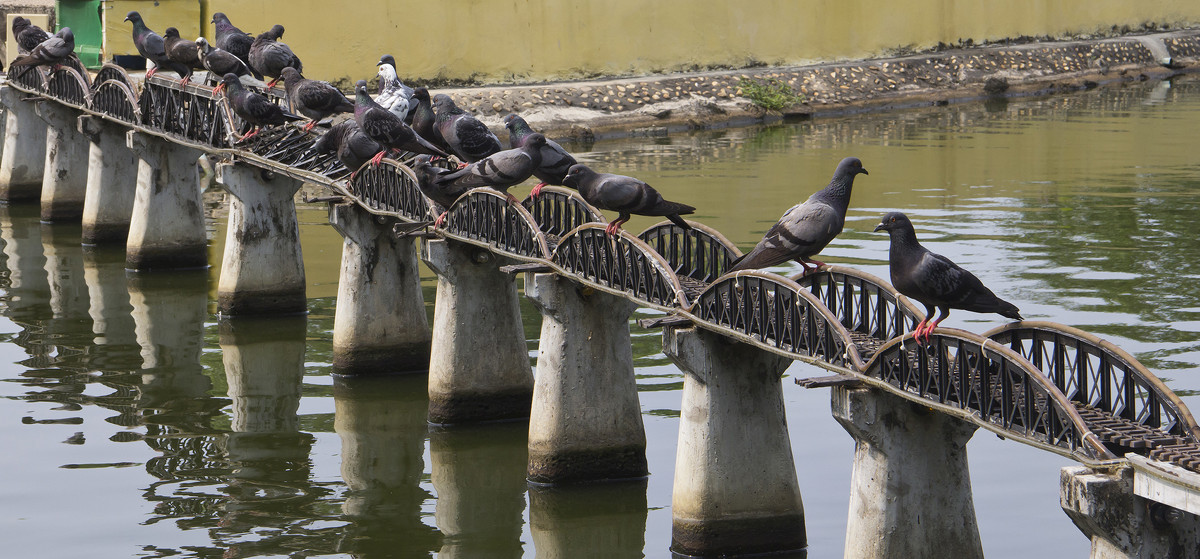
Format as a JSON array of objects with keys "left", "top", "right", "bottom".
[
  {"left": 985, "top": 321, "right": 1200, "bottom": 442},
  {"left": 442, "top": 188, "right": 551, "bottom": 260},
  {"left": 93, "top": 64, "right": 134, "bottom": 93},
  {"left": 45, "top": 67, "right": 91, "bottom": 107},
  {"left": 638, "top": 221, "right": 741, "bottom": 284},
  {"left": 521, "top": 186, "right": 605, "bottom": 238},
  {"left": 343, "top": 158, "right": 433, "bottom": 222},
  {"left": 861, "top": 328, "right": 1115, "bottom": 461},
  {"left": 794, "top": 265, "right": 925, "bottom": 344},
  {"left": 551, "top": 222, "right": 689, "bottom": 309}
]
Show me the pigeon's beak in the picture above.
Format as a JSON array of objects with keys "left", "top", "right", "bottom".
[
  {"left": 860, "top": 168, "right": 869, "bottom": 175},
  {"left": 873, "top": 222, "right": 886, "bottom": 232},
  {"left": 123, "top": 16, "right": 130, "bottom": 22}
]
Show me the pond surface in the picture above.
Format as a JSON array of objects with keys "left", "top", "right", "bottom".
[{"left": 3, "top": 74, "right": 1200, "bottom": 558}]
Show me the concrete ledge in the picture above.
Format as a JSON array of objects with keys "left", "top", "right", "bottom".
[
  {"left": 126, "top": 244, "right": 208, "bottom": 271},
  {"left": 528, "top": 445, "right": 648, "bottom": 485},
  {"left": 671, "top": 514, "right": 807, "bottom": 557},
  {"left": 331, "top": 343, "right": 432, "bottom": 376},
  {"left": 428, "top": 389, "right": 533, "bottom": 426},
  {"left": 1130, "top": 454, "right": 1200, "bottom": 517}
]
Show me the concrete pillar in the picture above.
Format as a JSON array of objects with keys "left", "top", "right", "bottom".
[
  {"left": 1061, "top": 465, "right": 1200, "bottom": 559},
  {"left": 662, "top": 326, "right": 805, "bottom": 557},
  {"left": 79, "top": 116, "right": 137, "bottom": 245},
  {"left": 524, "top": 272, "right": 647, "bottom": 484},
  {"left": 421, "top": 238, "right": 532, "bottom": 424},
  {"left": 334, "top": 375, "right": 443, "bottom": 555},
  {"left": 529, "top": 481, "right": 648, "bottom": 559},
  {"left": 215, "top": 163, "right": 306, "bottom": 316},
  {"left": 832, "top": 385, "right": 983, "bottom": 559},
  {"left": 125, "top": 130, "right": 207, "bottom": 271},
  {"left": 128, "top": 270, "right": 211, "bottom": 408},
  {"left": 35, "top": 102, "right": 88, "bottom": 222},
  {"left": 328, "top": 203, "right": 431, "bottom": 374},
  {"left": 430, "top": 423, "right": 529, "bottom": 558},
  {"left": 0, "top": 86, "right": 46, "bottom": 202}
]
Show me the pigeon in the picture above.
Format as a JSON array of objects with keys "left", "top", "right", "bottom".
[
  {"left": 727, "top": 156, "right": 868, "bottom": 274},
  {"left": 353, "top": 80, "right": 449, "bottom": 165},
  {"left": 196, "top": 37, "right": 252, "bottom": 78},
  {"left": 9, "top": 27, "right": 76, "bottom": 77},
  {"left": 409, "top": 87, "right": 448, "bottom": 151},
  {"left": 163, "top": 27, "right": 203, "bottom": 86},
  {"left": 502, "top": 113, "right": 578, "bottom": 196},
  {"left": 412, "top": 154, "right": 474, "bottom": 227},
  {"left": 313, "top": 120, "right": 382, "bottom": 179},
  {"left": 376, "top": 54, "right": 415, "bottom": 122},
  {"left": 432, "top": 94, "right": 502, "bottom": 164},
  {"left": 562, "top": 164, "right": 695, "bottom": 235},
  {"left": 217, "top": 72, "right": 302, "bottom": 141},
  {"left": 874, "top": 211, "right": 1023, "bottom": 343},
  {"left": 249, "top": 24, "right": 302, "bottom": 88},
  {"left": 421, "top": 134, "right": 546, "bottom": 207},
  {"left": 124, "top": 12, "right": 191, "bottom": 82},
  {"left": 211, "top": 12, "right": 258, "bottom": 78},
  {"left": 280, "top": 67, "right": 354, "bottom": 132},
  {"left": 12, "top": 16, "right": 49, "bottom": 56}
]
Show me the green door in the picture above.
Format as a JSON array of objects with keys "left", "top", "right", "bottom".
[{"left": 55, "top": 0, "right": 104, "bottom": 69}]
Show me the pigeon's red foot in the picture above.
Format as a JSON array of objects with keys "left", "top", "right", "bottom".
[
  {"left": 530, "top": 182, "right": 548, "bottom": 197},
  {"left": 146, "top": 68, "right": 157, "bottom": 79},
  {"left": 369, "top": 151, "right": 386, "bottom": 167},
  {"left": 180, "top": 76, "right": 190, "bottom": 88},
  {"left": 267, "top": 78, "right": 280, "bottom": 88},
  {"left": 911, "top": 320, "right": 928, "bottom": 343},
  {"left": 433, "top": 211, "right": 449, "bottom": 229},
  {"left": 302, "top": 120, "right": 316, "bottom": 132},
  {"left": 238, "top": 128, "right": 260, "bottom": 143},
  {"left": 457, "top": 162, "right": 469, "bottom": 169},
  {"left": 213, "top": 82, "right": 225, "bottom": 95}
]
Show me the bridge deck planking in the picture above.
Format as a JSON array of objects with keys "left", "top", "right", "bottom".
[{"left": 7, "top": 66, "right": 1200, "bottom": 471}]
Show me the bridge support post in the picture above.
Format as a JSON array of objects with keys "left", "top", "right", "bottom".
[
  {"left": 832, "top": 385, "right": 983, "bottom": 559},
  {"left": 421, "top": 238, "right": 533, "bottom": 424},
  {"left": 328, "top": 203, "right": 431, "bottom": 374},
  {"left": 0, "top": 86, "right": 46, "bottom": 202},
  {"left": 524, "top": 272, "right": 647, "bottom": 484},
  {"left": 215, "top": 163, "right": 306, "bottom": 316},
  {"left": 79, "top": 116, "right": 137, "bottom": 245},
  {"left": 34, "top": 101, "right": 88, "bottom": 222},
  {"left": 125, "top": 131, "right": 207, "bottom": 270},
  {"left": 662, "top": 326, "right": 806, "bottom": 557},
  {"left": 1061, "top": 464, "right": 1200, "bottom": 559}
]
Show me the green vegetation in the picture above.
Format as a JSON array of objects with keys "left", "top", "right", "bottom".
[{"left": 737, "top": 78, "right": 805, "bottom": 111}]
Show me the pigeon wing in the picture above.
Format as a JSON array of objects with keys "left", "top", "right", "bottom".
[{"left": 729, "top": 201, "right": 840, "bottom": 271}]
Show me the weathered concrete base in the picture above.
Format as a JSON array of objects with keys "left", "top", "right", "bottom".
[
  {"left": 529, "top": 480, "right": 648, "bottom": 559},
  {"left": 328, "top": 203, "right": 431, "bottom": 375},
  {"left": 663, "top": 326, "right": 805, "bottom": 557},
  {"left": 422, "top": 238, "right": 532, "bottom": 424},
  {"left": 35, "top": 102, "right": 88, "bottom": 222},
  {"left": 430, "top": 422, "right": 529, "bottom": 558},
  {"left": 125, "top": 131, "right": 207, "bottom": 271},
  {"left": 525, "top": 272, "right": 647, "bottom": 484},
  {"left": 1062, "top": 464, "right": 1200, "bottom": 559},
  {"left": 0, "top": 86, "right": 46, "bottom": 202},
  {"left": 832, "top": 385, "right": 983, "bottom": 559},
  {"left": 80, "top": 116, "right": 137, "bottom": 245},
  {"left": 216, "top": 163, "right": 306, "bottom": 316}
]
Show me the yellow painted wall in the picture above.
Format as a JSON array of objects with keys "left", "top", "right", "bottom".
[
  {"left": 100, "top": 0, "right": 1200, "bottom": 84},
  {"left": 106, "top": 0, "right": 201, "bottom": 58}
]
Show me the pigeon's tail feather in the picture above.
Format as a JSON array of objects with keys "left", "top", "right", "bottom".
[
  {"left": 666, "top": 214, "right": 692, "bottom": 231},
  {"left": 644, "top": 200, "right": 695, "bottom": 217},
  {"left": 726, "top": 245, "right": 794, "bottom": 273}
]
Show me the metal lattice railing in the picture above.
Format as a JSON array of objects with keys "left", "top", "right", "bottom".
[
  {"left": 690, "top": 271, "right": 859, "bottom": 368},
  {"left": 521, "top": 186, "right": 604, "bottom": 239},
  {"left": 552, "top": 223, "right": 688, "bottom": 308},
  {"left": 986, "top": 322, "right": 1200, "bottom": 443},
  {"left": 91, "top": 79, "right": 140, "bottom": 123},
  {"left": 346, "top": 159, "right": 433, "bottom": 222},
  {"left": 638, "top": 221, "right": 740, "bottom": 284},
  {"left": 864, "top": 329, "right": 1113, "bottom": 460},
  {"left": 93, "top": 64, "right": 133, "bottom": 92},
  {"left": 442, "top": 188, "right": 550, "bottom": 259},
  {"left": 795, "top": 266, "right": 924, "bottom": 357},
  {"left": 45, "top": 67, "right": 90, "bottom": 106}
]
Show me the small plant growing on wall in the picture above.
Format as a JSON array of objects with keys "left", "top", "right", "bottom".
[{"left": 738, "top": 78, "right": 805, "bottom": 111}]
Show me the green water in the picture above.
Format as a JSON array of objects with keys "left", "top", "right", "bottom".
[{"left": 3, "top": 75, "right": 1200, "bottom": 558}]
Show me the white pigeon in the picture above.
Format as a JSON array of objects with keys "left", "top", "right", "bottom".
[{"left": 376, "top": 55, "right": 415, "bottom": 122}]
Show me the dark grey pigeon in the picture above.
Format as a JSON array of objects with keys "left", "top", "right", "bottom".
[
  {"left": 425, "top": 134, "right": 546, "bottom": 205},
  {"left": 281, "top": 67, "right": 353, "bottom": 132},
  {"left": 432, "top": 94, "right": 502, "bottom": 164},
  {"left": 10, "top": 27, "right": 75, "bottom": 77},
  {"left": 217, "top": 73, "right": 302, "bottom": 141},
  {"left": 352, "top": 80, "right": 449, "bottom": 165},
  {"left": 874, "top": 211, "right": 1022, "bottom": 343},
  {"left": 376, "top": 54, "right": 415, "bottom": 122},
  {"left": 502, "top": 113, "right": 578, "bottom": 196},
  {"left": 412, "top": 154, "right": 475, "bottom": 227},
  {"left": 409, "top": 87, "right": 448, "bottom": 152},
  {"left": 249, "top": 24, "right": 301, "bottom": 88},
  {"left": 562, "top": 164, "right": 695, "bottom": 235},
  {"left": 313, "top": 120, "right": 382, "bottom": 179},
  {"left": 196, "top": 37, "right": 251, "bottom": 78},
  {"left": 211, "top": 12, "right": 258, "bottom": 78},
  {"left": 163, "top": 27, "right": 203, "bottom": 86},
  {"left": 125, "top": 12, "right": 191, "bottom": 81},
  {"left": 13, "top": 17, "right": 49, "bottom": 56},
  {"left": 727, "top": 156, "right": 868, "bottom": 274}
]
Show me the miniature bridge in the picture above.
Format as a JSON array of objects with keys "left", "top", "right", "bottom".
[{"left": 5, "top": 64, "right": 1199, "bottom": 556}]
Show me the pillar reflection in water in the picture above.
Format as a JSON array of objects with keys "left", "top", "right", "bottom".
[
  {"left": 529, "top": 481, "right": 648, "bottom": 559},
  {"left": 0, "top": 204, "right": 50, "bottom": 330},
  {"left": 83, "top": 247, "right": 139, "bottom": 370},
  {"left": 217, "top": 315, "right": 316, "bottom": 536},
  {"left": 335, "top": 375, "right": 442, "bottom": 557},
  {"left": 431, "top": 422, "right": 529, "bottom": 558},
  {"left": 128, "top": 270, "right": 211, "bottom": 412}
]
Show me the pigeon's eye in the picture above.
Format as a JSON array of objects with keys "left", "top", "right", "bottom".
[{"left": 890, "top": 217, "right": 896, "bottom": 223}]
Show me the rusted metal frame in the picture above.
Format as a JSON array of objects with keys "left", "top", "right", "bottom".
[{"left": 46, "top": 67, "right": 91, "bottom": 106}]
